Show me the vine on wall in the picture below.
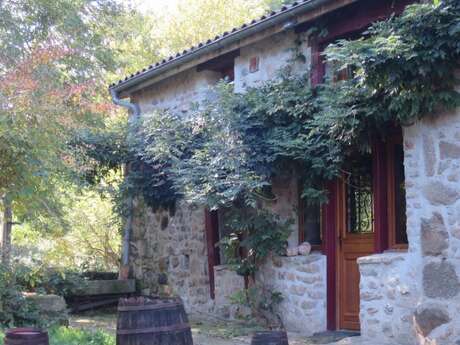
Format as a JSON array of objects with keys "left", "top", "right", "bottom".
[{"left": 76, "top": 0, "right": 460, "bottom": 278}]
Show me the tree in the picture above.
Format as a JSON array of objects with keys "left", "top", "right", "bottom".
[
  {"left": 13, "top": 187, "right": 121, "bottom": 271},
  {"left": 155, "top": 0, "right": 268, "bottom": 54},
  {"left": 0, "top": 0, "right": 307, "bottom": 266},
  {"left": 0, "top": 0, "right": 125, "bottom": 263},
  {"left": 108, "top": 0, "right": 291, "bottom": 78}
]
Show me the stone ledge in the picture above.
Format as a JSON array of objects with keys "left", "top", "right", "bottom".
[
  {"left": 24, "top": 293, "right": 67, "bottom": 313},
  {"left": 214, "top": 265, "right": 235, "bottom": 272},
  {"left": 276, "top": 252, "right": 325, "bottom": 264},
  {"left": 357, "top": 252, "right": 406, "bottom": 265},
  {"left": 70, "top": 279, "right": 136, "bottom": 296}
]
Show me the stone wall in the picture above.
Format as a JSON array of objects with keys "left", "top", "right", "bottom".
[
  {"left": 235, "top": 30, "right": 311, "bottom": 93},
  {"left": 133, "top": 68, "right": 221, "bottom": 115},
  {"left": 359, "top": 101, "right": 460, "bottom": 345},
  {"left": 264, "top": 174, "right": 300, "bottom": 248},
  {"left": 129, "top": 200, "right": 212, "bottom": 313},
  {"left": 358, "top": 253, "right": 420, "bottom": 345},
  {"left": 404, "top": 106, "right": 460, "bottom": 345},
  {"left": 125, "top": 19, "right": 460, "bottom": 342},
  {"left": 128, "top": 63, "right": 222, "bottom": 314},
  {"left": 257, "top": 254, "right": 327, "bottom": 335},
  {"left": 213, "top": 265, "right": 247, "bottom": 318},
  {"left": 127, "top": 30, "right": 314, "bottom": 319}
]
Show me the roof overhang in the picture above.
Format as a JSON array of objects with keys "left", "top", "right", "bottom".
[{"left": 110, "top": 0, "right": 358, "bottom": 98}]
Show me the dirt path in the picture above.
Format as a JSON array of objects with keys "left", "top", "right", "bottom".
[{"left": 69, "top": 310, "right": 375, "bottom": 345}]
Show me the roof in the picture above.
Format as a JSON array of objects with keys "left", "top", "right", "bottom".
[{"left": 110, "top": 0, "right": 352, "bottom": 96}]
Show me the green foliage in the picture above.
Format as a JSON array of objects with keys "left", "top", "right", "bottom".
[
  {"left": 150, "top": 0, "right": 273, "bottom": 56},
  {"left": 323, "top": 0, "right": 460, "bottom": 126},
  {"left": 0, "top": 0, "right": 129, "bottom": 229},
  {"left": 0, "top": 264, "right": 41, "bottom": 328},
  {"left": 12, "top": 187, "right": 121, "bottom": 272},
  {"left": 73, "top": 113, "right": 185, "bottom": 211},
  {"left": 73, "top": 119, "right": 129, "bottom": 186},
  {"left": 230, "top": 286, "right": 284, "bottom": 328},
  {"left": 13, "top": 264, "right": 86, "bottom": 297},
  {"left": 220, "top": 208, "right": 292, "bottom": 276},
  {"left": 82, "top": 0, "right": 460, "bottom": 281},
  {"left": 158, "top": 0, "right": 460, "bottom": 209},
  {"left": 0, "top": 327, "right": 115, "bottom": 345},
  {"left": 46, "top": 327, "right": 115, "bottom": 345}
]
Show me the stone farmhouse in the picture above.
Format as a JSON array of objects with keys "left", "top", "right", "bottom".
[{"left": 109, "top": 1, "right": 460, "bottom": 344}]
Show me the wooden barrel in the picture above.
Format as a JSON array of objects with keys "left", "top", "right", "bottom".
[
  {"left": 251, "top": 331, "right": 289, "bottom": 345},
  {"left": 117, "top": 296, "right": 193, "bottom": 345},
  {"left": 4, "top": 328, "right": 49, "bottom": 345}
]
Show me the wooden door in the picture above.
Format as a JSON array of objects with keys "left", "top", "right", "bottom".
[{"left": 337, "top": 153, "right": 375, "bottom": 331}]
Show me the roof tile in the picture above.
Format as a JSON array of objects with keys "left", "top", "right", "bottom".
[{"left": 111, "top": 1, "right": 309, "bottom": 89}]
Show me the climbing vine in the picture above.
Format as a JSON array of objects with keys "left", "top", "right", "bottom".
[{"left": 76, "top": 0, "right": 460, "bottom": 276}]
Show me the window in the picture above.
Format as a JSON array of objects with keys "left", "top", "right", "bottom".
[
  {"left": 196, "top": 49, "right": 238, "bottom": 83},
  {"left": 387, "top": 134, "right": 408, "bottom": 249},
  {"left": 344, "top": 153, "right": 374, "bottom": 234},
  {"left": 220, "top": 65, "right": 234, "bottom": 82},
  {"left": 299, "top": 197, "right": 323, "bottom": 250}
]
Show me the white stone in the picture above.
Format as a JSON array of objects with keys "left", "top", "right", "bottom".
[
  {"left": 286, "top": 247, "right": 299, "bottom": 257},
  {"left": 298, "top": 242, "right": 312, "bottom": 256}
]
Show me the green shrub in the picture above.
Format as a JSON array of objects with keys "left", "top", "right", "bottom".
[
  {"left": 230, "top": 285, "right": 284, "bottom": 328},
  {"left": 48, "top": 327, "right": 115, "bottom": 345},
  {"left": 14, "top": 264, "right": 87, "bottom": 297},
  {"left": 0, "top": 327, "right": 114, "bottom": 345},
  {"left": 0, "top": 264, "right": 41, "bottom": 328},
  {"left": 0, "top": 264, "right": 81, "bottom": 328}
]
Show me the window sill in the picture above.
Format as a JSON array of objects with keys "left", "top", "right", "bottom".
[{"left": 385, "top": 247, "right": 408, "bottom": 253}]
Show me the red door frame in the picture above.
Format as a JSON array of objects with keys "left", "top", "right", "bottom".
[
  {"left": 323, "top": 142, "right": 390, "bottom": 330},
  {"left": 323, "top": 181, "right": 338, "bottom": 331},
  {"left": 313, "top": 0, "right": 416, "bottom": 330},
  {"left": 205, "top": 209, "right": 220, "bottom": 299}
]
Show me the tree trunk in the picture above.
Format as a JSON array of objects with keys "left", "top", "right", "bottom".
[{"left": 1, "top": 197, "right": 13, "bottom": 265}]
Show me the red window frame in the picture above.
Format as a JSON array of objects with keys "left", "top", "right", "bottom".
[{"left": 298, "top": 193, "right": 324, "bottom": 252}]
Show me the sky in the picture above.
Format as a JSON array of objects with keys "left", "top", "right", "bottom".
[{"left": 128, "top": 0, "right": 180, "bottom": 12}]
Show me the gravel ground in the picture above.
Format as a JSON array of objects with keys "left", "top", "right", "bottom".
[{"left": 69, "top": 310, "right": 381, "bottom": 345}]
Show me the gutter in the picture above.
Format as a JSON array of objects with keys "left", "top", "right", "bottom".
[
  {"left": 109, "top": 90, "right": 137, "bottom": 280},
  {"left": 110, "top": 88, "right": 140, "bottom": 117},
  {"left": 109, "top": 0, "right": 336, "bottom": 97}
]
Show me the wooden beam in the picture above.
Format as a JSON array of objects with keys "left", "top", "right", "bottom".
[{"left": 197, "top": 49, "right": 240, "bottom": 72}]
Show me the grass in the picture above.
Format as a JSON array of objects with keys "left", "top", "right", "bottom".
[
  {"left": 0, "top": 327, "right": 114, "bottom": 345},
  {"left": 190, "top": 317, "right": 264, "bottom": 339}
]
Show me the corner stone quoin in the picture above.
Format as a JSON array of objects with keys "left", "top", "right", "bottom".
[
  {"left": 414, "top": 304, "right": 451, "bottom": 337},
  {"left": 423, "top": 261, "right": 460, "bottom": 299},
  {"left": 421, "top": 212, "right": 449, "bottom": 256},
  {"left": 423, "top": 181, "right": 460, "bottom": 206}
]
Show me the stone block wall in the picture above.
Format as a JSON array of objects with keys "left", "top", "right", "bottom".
[
  {"left": 264, "top": 174, "right": 300, "bottom": 248},
  {"left": 127, "top": 28, "right": 324, "bottom": 331},
  {"left": 129, "top": 200, "right": 212, "bottom": 313},
  {"left": 359, "top": 101, "right": 460, "bottom": 345},
  {"left": 358, "top": 253, "right": 420, "bottom": 345},
  {"left": 235, "top": 30, "right": 311, "bottom": 93},
  {"left": 213, "top": 265, "right": 247, "bottom": 318},
  {"left": 404, "top": 105, "right": 460, "bottom": 345},
  {"left": 257, "top": 254, "right": 327, "bottom": 335},
  {"left": 133, "top": 69, "right": 222, "bottom": 115}
]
